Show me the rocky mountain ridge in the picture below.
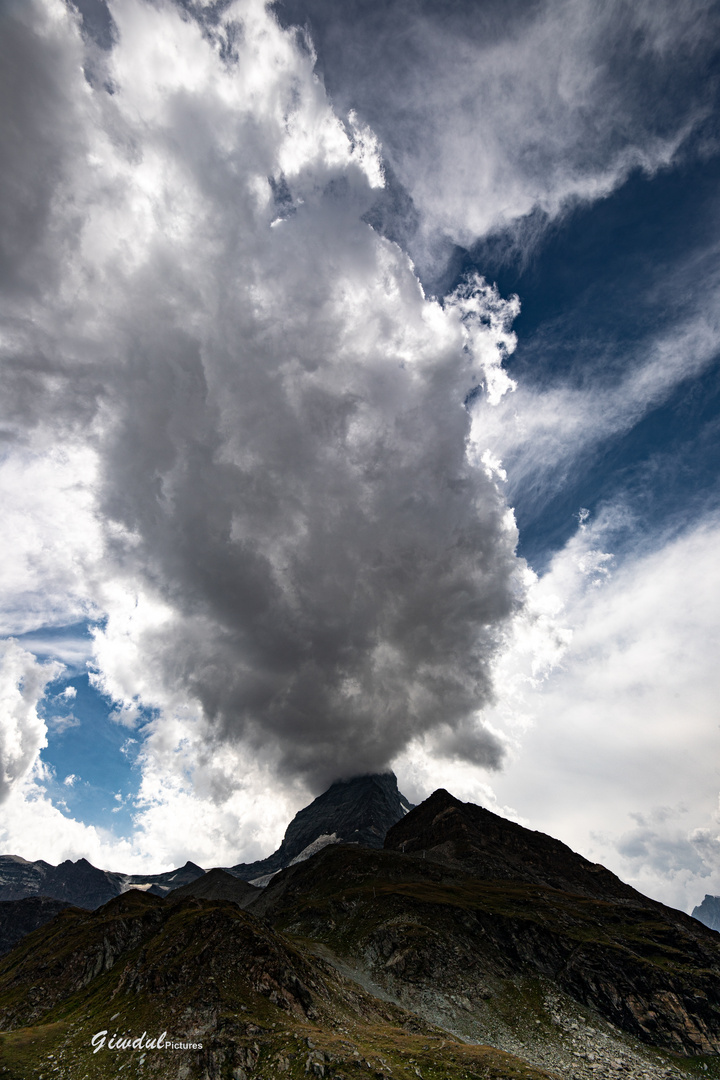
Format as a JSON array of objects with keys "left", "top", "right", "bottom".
[
  {"left": 0, "top": 772, "right": 412, "bottom": 909},
  {"left": 0, "top": 853, "right": 205, "bottom": 909},
  {"left": 384, "top": 788, "right": 639, "bottom": 901},
  {"left": 250, "top": 788, "right": 720, "bottom": 1064},
  {"left": 228, "top": 771, "right": 413, "bottom": 884}
]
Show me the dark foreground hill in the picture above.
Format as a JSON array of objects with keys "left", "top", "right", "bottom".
[
  {"left": 0, "top": 890, "right": 553, "bottom": 1080},
  {"left": 384, "top": 787, "right": 639, "bottom": 901},
  {"left": 251, "top": 789, "right": 720, "bottom": 1063},
  {"left": 1, "top": 787, "right": 720, "bottom": 1080},
  {"left": 228, "top": 771, "right": 413, "bottom": 883}
]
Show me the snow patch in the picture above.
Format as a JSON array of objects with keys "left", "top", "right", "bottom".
[
  {"left": 249, "top": 871, "right": 280, "bottom": 888},
  {"left": 288, "top": 833, "right": 341, "bottom": 867}
]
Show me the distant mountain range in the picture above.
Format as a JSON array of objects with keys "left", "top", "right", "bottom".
[
  {"left": 1, "top": 776, "right": 720, "bottom": 1079},
  {"left": 168, "top": 867, "right": 260, "bottom": 908},
  {"left": 0, "top": 771, "right": 413, "bottom": 955},
  {"left": 0, "top": 853, "right": 205, "bottom": 910}
]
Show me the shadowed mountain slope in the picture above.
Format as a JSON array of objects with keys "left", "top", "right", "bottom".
[
  {"left": 384, "top": 787, "right": 638, "bottom": 901},
  {"left": 0, "top": 889, "right": 554, "bottom": 1080},
  {"left": 229, "top": 771, "right": 413, "bottom": 882},
  {"left": 250, "top": 793, "right": 720, "bottom": 1058},
  {"left": 0, "top": 897, "right": 79, "bottom": 957}
]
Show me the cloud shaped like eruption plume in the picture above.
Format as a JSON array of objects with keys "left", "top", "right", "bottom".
[{"left": 0, "top": 0, "right": 526, "bottom": 792}]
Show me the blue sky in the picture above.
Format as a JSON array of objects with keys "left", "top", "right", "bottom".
[
  {"left": 1, "top": 0, "right": 720, "bottom": 907},
  {"left": 39, "top": 671, "right": 138, "bottom": 834},
  {"left": 461, "top": 155, "right": 720, "bottom": 568},
  {"left": 14, "top": 622, "right": 142, "bottom": 835}
]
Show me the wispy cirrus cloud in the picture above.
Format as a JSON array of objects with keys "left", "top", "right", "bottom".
[
  {"left": 481, "top": 511, "right": 720, "bottom": 911},
  {"left": 277, "top": 0, "right": 720, "bottom": 267}
]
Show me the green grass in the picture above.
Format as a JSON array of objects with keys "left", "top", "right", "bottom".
[{"left": 0, "top": 894, "right": 560, "bottom": 1080}]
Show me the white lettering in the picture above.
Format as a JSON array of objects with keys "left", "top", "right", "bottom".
[
  {"left": 91, "top": 1031, "right": 107, "bottom": 1053},
  {"left": 90, "top": 1027, "right": 203, "bottom": 1052}
]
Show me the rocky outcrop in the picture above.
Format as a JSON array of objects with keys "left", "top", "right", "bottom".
[
  {"left": 692, "top": 894, "right": 720, "bottom": 932},
  {"left": 0, "top": 891, "right": 168, "bottom": 1030},
  {"left": 229, "top": 772, "right": 414, "bottom": 882}
]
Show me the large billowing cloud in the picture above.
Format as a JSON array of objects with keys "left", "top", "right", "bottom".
[
  {"left": 2, "top": 1, "right": 720, "bottom": 901},
  {"left": 0, "top": 0, "right": 527, "bottom": 799}
]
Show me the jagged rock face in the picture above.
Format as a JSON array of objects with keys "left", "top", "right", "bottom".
[
  {"left": 384, "top": 788, "right": 637, "bottom": 901},
  {"left": 0, "top": 891, "right": 323, "bottom": 1035},
  {"left": 0, "top": 856, "right": 52, "bottom": 898},
  {"left": 0, "top": 892, "right": 169, "bottom": 1031},
  {"left": 0, "top": 897, "right": 77, "bottom": 957},
  {"left": 0, "top": 855, "right": 205, "bottom": 909},
  {"left": 693, "top": 894, "right": 720, "bottom": 932},
  {"left": 230, "top": 772, "right": 414, "bottom": 882}
]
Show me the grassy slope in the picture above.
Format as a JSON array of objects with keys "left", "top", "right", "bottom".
[
  {"left": 252, "top": 845, "right": 720, "bottom": 1055},
  {"left": 4, "top": 842, "right": 720, "bottom": 1078},
  {"left": 0, "top": 890, "right": 556, "bottom": 1080}
]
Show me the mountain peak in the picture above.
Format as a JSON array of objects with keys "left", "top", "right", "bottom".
[
  {"left": 385, "top": 790, "right": 637, "bottom": 900},
  {"left": 692, "top": 894, "right": 720, "bottom": 932},
  {"left": 230, "top": 771, "right": 414, "bottom": 883}
]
